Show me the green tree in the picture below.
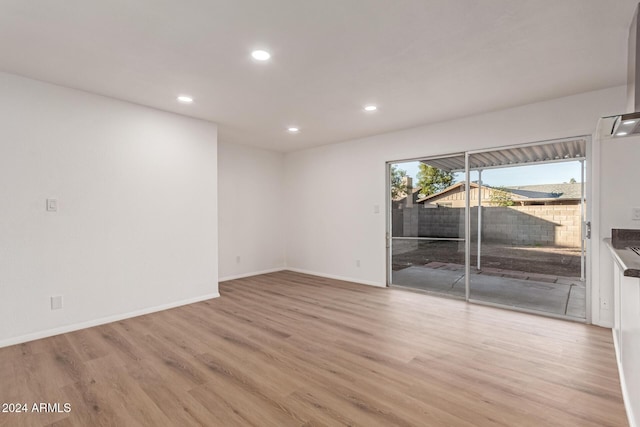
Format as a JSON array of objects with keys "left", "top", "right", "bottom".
[
  {"left": 569, "top": 177, "right": 576, "bottom": 184},
  {"left": 390, "top": 165, "right": 408, "bottom": 199},
  {"left": 489, "top": 186, "right": 515, "bottom": 206},
  {"left": 416, "top": 164, "right": 454, "bottom": 197}
]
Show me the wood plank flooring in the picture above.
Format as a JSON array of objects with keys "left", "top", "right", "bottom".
[{"left": 0, "top": 271, "right": 628, "bottom": 426}]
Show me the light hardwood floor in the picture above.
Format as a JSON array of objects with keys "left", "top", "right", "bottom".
[{"left": 0, "top": 271, "right": 628, "bottom": 426}]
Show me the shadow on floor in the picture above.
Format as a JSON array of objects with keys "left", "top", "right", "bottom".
[{"left": 392, "top": 263, "right": 585, "bottom": 319}]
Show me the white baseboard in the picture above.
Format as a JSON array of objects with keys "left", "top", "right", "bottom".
[
  {"left": 219, "top": 267, "right": 286, "bottom": 282},
  {"left": 594, "top": 307, "right": 613, "bottom": 328},
  {"left": 0, "top": 292, "right": 220, "bottom": 349},
  {"left": 596, "top": 319, "right": 614, "bottom": 328},
  {"left": 613, "top": 329, "right": 637, "bottom": 427},
  {"left": 285, "top": 267, "right": 385, "bottom": 288}
]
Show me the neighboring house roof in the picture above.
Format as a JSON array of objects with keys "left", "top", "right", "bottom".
[
  {"left": 503, "top": 183, "right": 582, "bottom": 200},
  {"left": 415, "top": 181, "right": 582, "bottom": 203}
]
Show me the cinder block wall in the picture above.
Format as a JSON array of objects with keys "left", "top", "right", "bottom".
[
  {"left": 393, "top": 205, "right": 581, "bottom": 247},
  {"left": 479, "top": 205, "right": 581, "bottom": 247}
]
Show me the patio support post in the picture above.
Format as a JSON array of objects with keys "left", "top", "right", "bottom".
[
  {"left": 477, "top": 169, "right": 483, "bottom": 271},
  {"left": 465, "top": 154, "right": 471, "bottom": 301},
  {"left": 580, "top": 159, "right": 585, "bottom": 281}
]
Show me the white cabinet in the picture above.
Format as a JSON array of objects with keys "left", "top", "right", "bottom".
[{"left": 612, "top": 260, "right": 640, "bottom": 427}]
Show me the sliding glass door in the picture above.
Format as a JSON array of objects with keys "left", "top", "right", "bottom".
[
  {"left": 387, "top": 137, "right": 589, "bottom": 321},
  {"left": 388, "top": 154, "right": 466, "bottom": 298},
  {"left": 466, "top": 142, "right": 587, "bottom": 320}
]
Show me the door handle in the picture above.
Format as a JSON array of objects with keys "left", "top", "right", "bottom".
[{"left": 584, "top": 221, "right": 591, "bottom": 239}]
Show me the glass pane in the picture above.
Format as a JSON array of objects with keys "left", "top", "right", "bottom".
[
  {"left": 389, "top": 156, "right": 466, "bottom": 297},
  {"left": 467, "top": 156, "right": 585, "bottom": 319},
  {"left": 391, "top": 240, "right": 466, "bottom": 296}
]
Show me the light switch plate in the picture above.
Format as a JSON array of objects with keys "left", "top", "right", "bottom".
[{"left": 46, "top": 199, "right": 58, "bottom": 212}]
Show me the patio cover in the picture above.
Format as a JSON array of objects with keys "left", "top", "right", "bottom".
[{"left": 421, "top": 138, "right": 586, "bottom": 171}]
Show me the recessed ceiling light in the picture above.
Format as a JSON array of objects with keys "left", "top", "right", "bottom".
[
  {"left": 287, "top": 127, "right": 299, "bottom": 133},
  {"left": 251, "top": 50, "right": 271, "bottom": 61},
  {"left": 623, "top": 120, "right": 637, "bottom": 125},
  {"left": 616, "top": 131, "right": 628, "bottom": 136},
  {"left": 177, "top": 95, "right": 193, "bottom": 103},
  {"left": 364, "top": 105, "right": 377, "bottom": 112}
]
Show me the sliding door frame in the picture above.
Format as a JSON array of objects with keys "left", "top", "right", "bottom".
[
  {"left": 386, "top": 135, "right": 592, "bottom": 323},
  {"left": 463, "top": 136, "right": 591, "bottom": 323},
  {"left": 385, "top": 153, "right": 466, "bottom": 288}
]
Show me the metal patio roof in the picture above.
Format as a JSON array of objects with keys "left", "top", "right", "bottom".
[{"left": 421, "top": 138, "right": 586, "bottom": 172}]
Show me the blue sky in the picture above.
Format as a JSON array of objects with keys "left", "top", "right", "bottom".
[{"left": 396, "top": 160, "right": 582, "bottom": 187}]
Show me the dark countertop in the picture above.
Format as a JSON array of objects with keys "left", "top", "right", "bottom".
[
  {"left": 611, "top": 228, "right": 640, "bottom": 248},
  {"left": 604, "top": 238, "right": 640, "bottom": 278}
]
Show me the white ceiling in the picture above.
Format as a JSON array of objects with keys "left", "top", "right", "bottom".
[{"left": 0, "top": 1, "right": 637, "bottom": 152}]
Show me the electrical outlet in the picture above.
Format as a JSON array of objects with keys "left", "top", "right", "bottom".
[
  {"left": 632, "top": 207, "right": 640, "bottom": 220},
  {"left": 51, "top": 296, "right": 63, "bottom": 310},
  {"left": 236, "top": 255, "right": 241, "bottom": 264},
  {"left": 373, "top": 204, "right": 380, "bottom": 214},
  {"left": 356, "top": 259, "right": 361, "bottom": 267}
]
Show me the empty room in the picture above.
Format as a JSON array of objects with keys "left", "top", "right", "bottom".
[{"left": 1, "top": 1, "right": 640, "bottom": 426}]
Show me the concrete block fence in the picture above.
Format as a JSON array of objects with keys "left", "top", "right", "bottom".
[{"left": 392, "top": 205, "right": 581, "bottom": 247}]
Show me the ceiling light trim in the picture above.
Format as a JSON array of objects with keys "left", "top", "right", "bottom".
[
  {"left": 251, "top": 50, "right": 271, "bottom": 61},
  {"left": 177, "top": 95, "right": 194, "bottom": 103}
]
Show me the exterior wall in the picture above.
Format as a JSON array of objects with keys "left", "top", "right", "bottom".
[
  {"left": 481, "top": 205, "right": 581, "bottom": 246},
  {"left": 417, "top": 207, "right": 466, "bottom": 239},
  {"left": 424, "top": 185, "right": 493, "bottom": 207},
  {"left": 393, "top": 204, "right": 581, "bottom": 247}
]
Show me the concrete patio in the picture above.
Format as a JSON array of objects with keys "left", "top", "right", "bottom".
[{"left": 391, "top": 262, "right": 585, "bottom": 319}]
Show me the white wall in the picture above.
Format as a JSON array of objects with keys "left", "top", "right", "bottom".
[
  {"left": 217, "top": 142, "right": 285, "bottom": 280},
  {"left": 285, "top": 86, "right": 626, "bottom": 325},
  {"left": 596, "top": 131, "right": 640, "bottom": 327},
  {"left": 0, "top": 72, "right": 219, "bottom": 347}
]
